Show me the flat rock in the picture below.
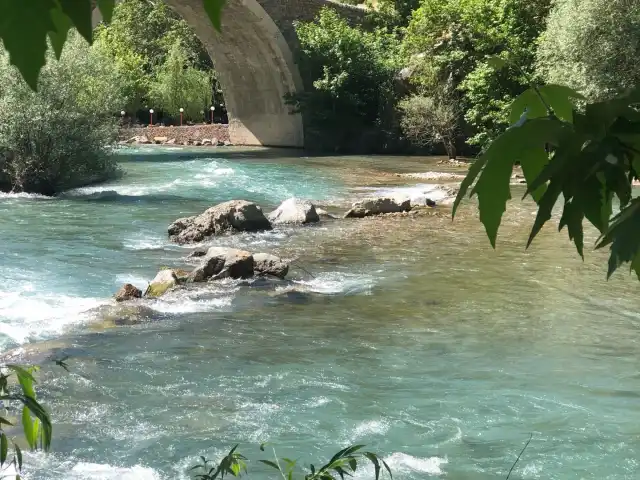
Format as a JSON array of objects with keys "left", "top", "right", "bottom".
[
  {"left": 114, "top": 283, "right": 142, "bottom": 302},
  {"left": 168, "top": 200, "right": 272, "bottom": 244},
  {"left": 344, "top": 197, "right": 411, "bottom": 218},
  {"left": 253, "top": 252, "right": 289, "bottom": 279},
  {"left": 189, "top": 247, "right": 254, "bottom": 282},
  {"left": 316, "top": 208, "right": 338, "bottom": 219},
  {"left": 268, "top": 198, "right": 320, "bottom": 225},
  {"left": 153, "top": 136, "right": 168, "bottom": 144}
]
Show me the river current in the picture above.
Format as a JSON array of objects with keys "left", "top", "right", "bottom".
[{"left": 0, "top": 147, "right": 639, "bottom": 479}]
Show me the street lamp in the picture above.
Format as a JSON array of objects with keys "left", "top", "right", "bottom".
[
  {"left": 149, "top": 108, "right": 154, "bottom": 126},
  {"left": 179, "top": 107, "right": 184, "bottom": 126},
  {"left": 210, "top": 106, "right": 215, "bottom": 124}
]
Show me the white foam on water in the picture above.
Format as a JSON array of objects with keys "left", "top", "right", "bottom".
[
  {"left": 351, "top": 418, "right": 391, "bottom": 439},
  {"left": 122, "top": 233, "right": 170, "bottom": 251},
  {"left": 0, "top": 191, "right": 50, "bottom": 200},
  {"left": 67, "top": 463, "right": 162, "bottom": 480},
  {"left": 148, "top": 285, "right": 236, "bottom": 314},
  {"left": 384, "top": 452, "right": 448, "bottom": 476},
  {"left": 362, "top": 183, "right": 452, "bottom": 204},
  {"left": 114, "top": 274, "right": 150, "bottom": 292},
  {"left": 0, "top": 287, "right": 106, "bottom": 346},
  {"left": 289, "top": 271, "right": 376, "bottom": 295}
]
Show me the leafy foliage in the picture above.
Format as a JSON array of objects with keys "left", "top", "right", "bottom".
[
  {"left": 537, "top": 0, "right": 640, "bottom": 102},
  {"left": 401, "top": 0, "right": 551, "bottom": 149},
  {"left": 0, "top": 365, "right": 52, "bottom": 480},
  {"left": 453, "top": 79, "right": 640, "bottom": 280},
  {"left": 191, "top": 444, "right": 392, "bottom": 480},
  {"left": 0, "top": 0, "right": 225, "bottom": 91},
  {"left": 0, "top": 33, "right": 122, "bottom": 195},
  {"left": 289, "top": 8, "right": 401, "bottom": 152}
]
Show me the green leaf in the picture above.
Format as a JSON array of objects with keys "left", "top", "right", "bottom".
[
  {"left": 58, "top": 0, "right": 93, "bottom": 43},
  {"left": 509, "top": 89, "right": 548, "bottom": 125},
  {"left": 7, "top": 366, "right": 36, "bottom": 399},
  {"left": 348, "top": 457, "right": 357, "bottom": 471},
  {"left": 259, "top": 460, "right": 281, "bottom": 471},
  {"left": 486, "top": 55, "right": 507, "bottom": 70},
  {"left": 48, "top": 6, "right": 73, "bottom": 60},
  {"left": 527, "top": 178, "right": 563, "bottom": 248},
  {"left": 21, "top": 407, "right": 35, "bottom": 450},
  {"left": 363, "top": 453, "right": 381, "bottom": 480},
  {"left": 0, "top": 433, "right": 7, "bottom": 467},
  {"left": 203, "top": 0, "right": 226, "bottom": 31},
  {"left": 96, "top": 0, "right": 116, "bottom": 23},
  {"left": 559, "top": 200, "right": 585, "bottom": 259},
  {"left": 595, "top": 198, "right": 640, "bottom": 278},
  {"left": 539, "top": 85, "right": 584, "bottom": 123},
  {"left": 452, "top": 156, "right": 487, "bottom": 218},
  {"left": 14, "top": 443, "right": 22, "bottom": 471},
  {"left": 0, "top": 0, "right": 56, "bottom": 90},
  {"left": 519, "top": 147, "right": 549, "bottom": 203}
]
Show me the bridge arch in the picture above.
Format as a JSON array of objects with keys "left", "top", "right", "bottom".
[{"left": 94, "top": 0, "right": 366, "bottom": 148}]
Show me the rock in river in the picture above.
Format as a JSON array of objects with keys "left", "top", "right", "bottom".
[
  {"left": 114, "top": 283, "right": 142, "bottom": 302},
  {"left": 168, "top": 200, "right": 272, "bottom": 244},
  {"left": 268, "top": 198, "right": 320, "bottom": 225},
  {"left": 145, "top": 269, "right": 180, "bottom": 298},
  {"left": 344, "top": 197, "right": 412, "bottom": 218},
  {"left": 189, "top": 247, "right": 254, "bottom": 282},
  {"left": 253, "top": 253, "right": 289, "bottom": 279}
]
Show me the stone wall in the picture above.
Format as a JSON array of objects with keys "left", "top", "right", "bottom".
[{"left": 120, "top": 125, "right": 230, "bottom": 144}]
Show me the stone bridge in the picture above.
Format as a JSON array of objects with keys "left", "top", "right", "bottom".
[{"left": 94, "top": 0, "right": 365, "bottom": 148}]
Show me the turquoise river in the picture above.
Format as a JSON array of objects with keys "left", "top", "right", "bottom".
[{"left": 0, "top": 147, "right": 639, "bottom": 479}]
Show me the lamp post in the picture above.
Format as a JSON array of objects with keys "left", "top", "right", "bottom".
[
  {"left": 149, "top": 108, "right": 154, "bottom": 126},
  {"left": 179, "top": 107, "right": 184, "bottom": 126},
  {"left": 120, "top": 110, "right": 125, "bottom": 125},
  {"left": 210, "top": 106, "right": 215, "bottom": 124}
]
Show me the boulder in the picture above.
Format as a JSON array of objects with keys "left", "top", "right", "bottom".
[
  {"left": 189, "top": 247, "right": 254, "bottom": 282},
  {"left": 211, "top": 137, "right": 219, "bottom": 146},
  {"left": 182, "top": 140, "right": 190, "bottom": 146},
  {"left": 168, "top": 200, "right": 272, "bottom": 244},
  {"left": 223, "top": 140, "right": 233, "bottom": 146},
  {"left": 193, "top": 140, "right": 202, "bottom": 146},
  {"left": 125, "top": 136, "right": 138, "bottom": 144},
  {"left": 253, "top": 253, "right": 289, "bottom": 279},
  {"left": 202, "top": 138, "right": 213, "bottom": 146},
  {"left": 153, "top": 136, "right": 168, "bottom": 144},
  {"left": 135, "top": 135, "right": 150, "bottom": 144},
  {"left": 268, "top": 198, "right": 320, "bottom": 225},
  {"left": 166, "top": 138, "right": 176, "bottom": 145},
  {"left": 344, "top": 197, "right": 412, "bottom": 218},
  {"left": 145, "top": 269, "right": 179, "bottom": 298},
  {"left": 186, "top": 248, "right": 208, "bottom": 259},
  {"left": 114, "top": 283, "right": 142, "bottom": 302}
]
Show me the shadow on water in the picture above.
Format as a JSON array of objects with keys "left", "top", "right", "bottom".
[
  {"left": 57, "top": 190, "right": 193, "bottom": 205},
  {"left": 115, "top": 146, "right": 307, "bottom": 163}
]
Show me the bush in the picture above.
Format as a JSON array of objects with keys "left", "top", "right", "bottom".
[
  {"left": 288, "top": 8, "right": 401, "bottom": 152},
  {"left": 398, "top": 91, "right": 460, "bottom": 158},
  {"left": 150, "top": 40, "right": 212, "bottom": 122},
  {"left": 0, "top": 34, "right": 123, "bottom": 195},
  {"left": 536, "top": 0, "right": 640, "bottom": 101}
]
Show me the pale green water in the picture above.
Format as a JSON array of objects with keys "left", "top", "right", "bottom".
[{"left": 0, "top": 147, "right": 639, "bottom": 479}]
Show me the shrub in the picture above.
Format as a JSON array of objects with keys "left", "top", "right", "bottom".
[
  {"left": 0, "top": 33, "right": 123, "bottom": 195},
  {"left": 398, "top": 91, "right": 460, "bottom": 158}
]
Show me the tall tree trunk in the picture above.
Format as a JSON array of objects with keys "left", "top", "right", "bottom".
[{"left": 443, "top": 137, "right": 456, "bottom": 160}]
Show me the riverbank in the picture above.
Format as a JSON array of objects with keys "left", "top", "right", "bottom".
[{"left": 119, "top": 124, "right": 231, "bottom": 145}]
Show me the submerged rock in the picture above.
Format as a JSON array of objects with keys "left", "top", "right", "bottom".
[
  {"left": 189, "top": 247, "right": 254, "bottom": 282},
  {"left": 145, "top": 269, "right": 179, "bottom": 297},
  {"left": 186, "top": 249, "right": 208, "bottom": 259},
  {"left": 253, "top": 253, "right": 289, "bottom": 279},
  {"left": 168, "top": 200, "right": 272, "bottom": 244},
  {"left": 92, "top": 304, "right": 164, "bottom": 327},
  {"left": 268, "top": 198, "right": 320, "bottom": 225},
  {"left": 316, "top": 208, "right": 338, "bottom": 220},
  {"left": 344, "top": 197, "right": 412, "bottom": 218},
  {"left": 114, "top": 283, "right": 142, "bottom": 302}
]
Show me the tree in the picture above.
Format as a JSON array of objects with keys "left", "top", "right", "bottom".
[
  {"left": 402, "top": 0, "right": 551, "bottom": 149},
  {"left": 289, "top": 8, "right": 400, "bottom": 152},
  {"left": 536, "top": 0, "right": 640, "bottom": 102},
  {"left": 398, "top": 91, "right": 460, "bottom": 158},
  {"left": 0, "top": 33, "right": 123, "bottom": 195},
  {"left": 150, "top": 39, "right": 212, "bottom": 122}
]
